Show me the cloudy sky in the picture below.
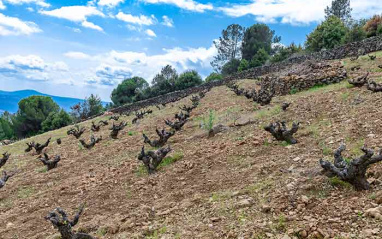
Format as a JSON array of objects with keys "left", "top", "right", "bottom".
[{"left": 0, "top": 0, "right": 381, "bottom": 101}]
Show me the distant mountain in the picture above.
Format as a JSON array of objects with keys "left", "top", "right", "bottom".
[{"left": 0, "top": 90, "right": 109, "bottom": 113}]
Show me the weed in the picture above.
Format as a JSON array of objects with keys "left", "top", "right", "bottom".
[
  {"left": 128, "top": 131, "right": 135, "bottom": 136},
  {"left": 157, "top": 152, "right": 184, "bottom": 170},
  {"left": 96, "top": 227, "right": 107, "bottom": 236},
  {"left": 280, "top": 141, "right": 291, "bottom": 147},
  {"left": 320, "top": 142, "right": 332, "bottom": 156},
  {"left": 329, "top": 177, "right": 352, "bottom": 189},
  {"left": 146, "top": 226, "right": 167, "bottom": 239},
  {"left": 289, "top": 88, "right": 298, "bottom": 94},
  {"left": 17, "top": 186, "right": 35, "bottom": 199},
  {"left": 36, "top": 166, "right": 48, "bottom": 173},
  {"left": 254, "top": 106, "right": 282, "bottom": 120},
  {"left": 369, "top": 193, "right": 377, "bottom": 200},
  {"left": 341, "top": 92, "right": 350, "bottom": 101},
  {"left": 275, "top": 214, "right": 286, "bottom": 232}
]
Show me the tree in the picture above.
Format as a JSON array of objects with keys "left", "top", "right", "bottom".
[
  {"left": 175, "top": 70, "right": 203, "bottom": 90},
  {"left": 211, "top": 24, "right": 245, "bottom": 72},
  {"left": 238, "top": 59, "right": 249, "bottom": 72},
  {"left": 241, "top": 24, "right": 280, "bottom": 61},
  {"left": 0, "top": 112, "right": 15, "bottom": 140},
  {"left": 221, "top": 58, "right": 240, "bottom": 76},
  {"left": 83, "top": 94, "right": 104, "bottom": 117},
  {"left": 205, "top": 72, "right": 223, "bottom": 82},
  {"left": 271, "top": 43, "right": 303, "bottom": 63},
  {"left": 364, "top": 15, "right": 382, "bottom": 37},
  {"left": 325, "top": 0, "right": 352, "bottom": 24},
  {"left": 145, "top": 65, "right": 179, "bottom": 98},
  {"left": 250, "top": 48, "right": 270, "bottom": 67},
  {"left": 305, "top": 16, "right": 347, "bottom": 52},
  {"left": 344, "top": 20, "right": 367, "bottom": 43},
  {"left": 111, "top": 77, "right": 149, "bottom": 106},
  {"left": 41, "top": 110, "right": 72, "bottom": 132},
  {"left": 13, "top": 96, "right": 60, "bottom": 137}
]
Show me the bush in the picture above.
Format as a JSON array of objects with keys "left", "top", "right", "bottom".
[
  {"left": 364, "top": 15, "right": 382, "bottom": 37},
  {"left": 344, "top": 21, "right": 367, "bottom": 43},
  {"left": 250, "top": 48, "right": 269, "bottom": 67},
  {"left": 221, "top": 59, "right": 240, "bottom": 76},
  {"left": 271, "top": 43, "right": 303, "bottom": 63},
  {"left": 305, "top": 16, "right": 347, "bottom": 52},
  {"left": 205, "top": 72, "right": 223, "bottom": 82},
  {"left": 175, "top": 70, "right": 203, "bottom": 90},
  {"left": 238, "top": 59, "right": 249, "bottom": 72},
  {"left": 111, "top": 77, "right": 149, "bottom": 106},
  {"left": 13, "top": 96, "right": 60, "bottom": 137},
  {"left": 42, "top": 109, "right": 72, "bottom": 132}
]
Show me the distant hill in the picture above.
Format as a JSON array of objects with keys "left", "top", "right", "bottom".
[{"left": 0, "top": 90, "right": 109, "bottom": 113}]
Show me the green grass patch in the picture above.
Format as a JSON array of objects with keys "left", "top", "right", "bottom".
[
  {"left": 146, "top": 226, "right": 167, "bottom": 239},
  {"left": 157, "top": 152, "right": 184, "bottom": 170},
  {"left": 96, "top": 227, "right": 108, "bottom": 236},
  {"left": 254, "top": 105, "right": 282, "bottom": 120},
  {"left": 17, "top": 186, "right": 35, "bottom": 199},
  {"left": 329, "top": 177, "right": 352, "bottom": 189},
  {"left": 35, "top": 166, "right": 48, "bottom": 173}
]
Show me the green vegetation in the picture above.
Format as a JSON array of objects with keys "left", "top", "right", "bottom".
[
  {"left": 205, "top": 72, "right": 223, "bottom": 82},
  {"left": 17, "top": 186, "right": 35, "bottom": 199},
  {"left": 157, "top": 152, "right": 184, "bottom": 170},
  {"left": 70, "top": 94, "right": 104, "bottom": 122},
  {"left": 306, "top": 16, "right": 347, "bottom": 52},
  {"left": 329, "top": 176, "right": 353, "bottom": 189},
  {"left": 146, "top": 226, "right": 167, "bottom": 239}
]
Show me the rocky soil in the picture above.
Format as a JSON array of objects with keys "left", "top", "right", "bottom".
[{"left": 0, "top": 56, "right": 382, "bottom": 239}]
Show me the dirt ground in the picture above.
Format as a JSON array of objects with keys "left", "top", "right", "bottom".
[{"left": 0, "top": 55, "right": 382, "bottom": 239}]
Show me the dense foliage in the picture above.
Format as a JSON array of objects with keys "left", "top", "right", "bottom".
[
  {"left": 42, "top": 109, "right": 72, "bottom": 132},
  {"left": 221, "top": 59, "right": 241, "bottom": 76},
  {"left": 241, "top": 24, "right": 280, "bottom": 61},
  {"left": 12, "top": 96, "right": 60, "bottom": 137},
  {"left": 305, "top": 16, "right": 347, "bottom": 52},
  {"left": 364, "top": 15, "right": 382, "bottom": 37},
  {"left": 111, "top": 77, "right": 149, "bottom": 106},
  {"left": 71, "top": 94, "right": 105, "bottom": 122},
  {"left": 205, "top": 73, "right": 223, "bottom": 82}
]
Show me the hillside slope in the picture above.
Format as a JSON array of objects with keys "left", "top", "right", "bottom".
[{"left": 0, "top": 55, "right": 382, "bottom": 239}]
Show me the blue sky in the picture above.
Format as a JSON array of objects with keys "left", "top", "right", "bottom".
[{"left": 0, "top": 0, "right": 381, "bottom": 101}]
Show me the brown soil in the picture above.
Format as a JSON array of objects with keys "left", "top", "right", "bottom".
[{"left": 0, "top": 57, "right": 382, "bottom": 239}]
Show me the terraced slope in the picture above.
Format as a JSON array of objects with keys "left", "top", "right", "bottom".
[{"left": 0, "top": 56, "right": 382, "bottom": 239}]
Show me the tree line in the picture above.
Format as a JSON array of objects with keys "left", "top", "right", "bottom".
[{"left": 0, "top": 94, "right": 104, "bottom": 140}]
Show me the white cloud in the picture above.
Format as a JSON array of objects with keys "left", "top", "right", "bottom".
[
  {"left": 0, "top": 1, "right": 5, "bottom": 10},
  {"left": 141, "top": 0, "right": 213, "bottom": 13},
  {"left": 40, "top": 6, "right": 104, "bottom": 31},
  {"left": 145, "top": 29, "right": 156, "bottom": 37},
  {"left": 0, "top": 55, "right": 69, "bottom": 82},
  {"left": 98, "top": 0, "right": 124, "bottom": 8},
  {"left": 219, "top": 0, "right": 382, "bottom": 25},
  {"left": 64, "top": 51, "right": 91, "bottom": 59},
  {"left": 0, "top": 13, "right": 41, "bottom": 36},
  {"left": 162, "top": 15, "right": 174, "bottom": 27},
  {"left": 116, "top": 12, "right": 157, "bottom": 25},
  {"left": 88, "top": 45, "right": 216, "bottom": 85}
]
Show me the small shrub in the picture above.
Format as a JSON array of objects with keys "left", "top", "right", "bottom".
[
  {"left": 329, "top": 176, "right": 352, "bottom": 189},
  {"left": 289, "top": 88, "right": 298, "bottom": 94},
  {"left": 157, "top": 152, "right": 184, "bottom": 170}
]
